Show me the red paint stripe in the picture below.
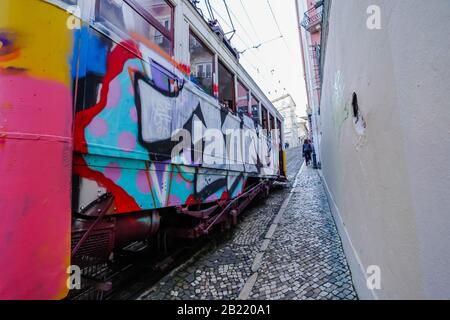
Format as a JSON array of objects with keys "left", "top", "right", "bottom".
[
  {"left": 220, "top": 191, "right": 230, "bottom": 201},
  {"left": 73, "top": 155, "right": 140, "bottom": 213}
]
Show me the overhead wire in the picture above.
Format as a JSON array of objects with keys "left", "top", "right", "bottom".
[
  {"left": 221, "top": 0, "right": 236, "bottom": 40},
  {"left": 266, "top": 0, "right": 297, "bottom": 59},
  {"left": 190, "top": 1, "right": 277, "bottom": 95},
  {"left": 205, "top": 0, "right": 216, "bottom": 22},
  {"left": 238, "top": 35, "right": 283, "bottom": 54},
  {"left": 239, "top": 0, "right": 262, "bottom": 44},
  {"left": 209, "top": 0, "right": 287, "bottom": 97},
  {"left": 224, "top": 3, "right": 283, "bottom": 55},
  {"left": 224, "top": 2, "right": 288, "bottom": 95}
]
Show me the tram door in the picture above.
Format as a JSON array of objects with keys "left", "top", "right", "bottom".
[{"left": 277, "top": 119, "right": 286, "bottom": 178}]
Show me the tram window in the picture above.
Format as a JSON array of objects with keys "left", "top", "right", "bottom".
[
  {"left": 237, "top": 80, "right": 249, "bottom": 117},
  {"left": 189, "top": 32, "right": 214, "bottom": 96},
  {"left": 60, "top": 0, "right": 77, "bottom": 5},
  {"left": 251, "top": 95, "right": 260, "bottom": 123},
  {"left": 96, "top": 0, "right": 174, "bottom": 56},
  {"left": 218, "top": 61, "right": 236, "bottom": 112},
  {"left": 270, "top": 114, "right": 275, "bottom": 131},
  {"left": 133, "top": 0, "right": 173, "bottom": 33},
  {"left": 261, "top": 106, "right": 269, "bottom": 130}
]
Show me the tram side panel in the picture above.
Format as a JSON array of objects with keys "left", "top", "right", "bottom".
[
  {"left": 0, "top": 0, "right": 73, "bottom": 300},
  {"left": 72, "top": 10, "right": 279, "bottom": 216}
]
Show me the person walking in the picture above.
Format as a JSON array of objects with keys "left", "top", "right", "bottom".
[{"left": 303, "top": 139, "right": 313, "bottom": 166}]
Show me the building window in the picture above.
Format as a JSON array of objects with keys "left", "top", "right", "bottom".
[
  {"left": 237, "top": 80, "right": 249, "bottom": 117},
  {"left": 96, "top": 0, "right": 174, "bottom": 56},
  {"left": 189, "top": 32, "right": 214, "bottom": 96},
  {"left": 251, "top": 95, "right": 260, "bottom": 123},
  {"left": 218, "top": 61, "right": 236, "bottom": 112}
]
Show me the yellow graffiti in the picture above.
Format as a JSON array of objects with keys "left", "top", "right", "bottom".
[
  {"left": 0, "top": 0, "right": 73, "bottom": 84},
  {"left": 57, "top": 228, "right": 73, "bottom": 300}
]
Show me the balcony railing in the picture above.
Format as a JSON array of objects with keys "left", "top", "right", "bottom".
[{"left": 300, "top": 2, "right": 323, "bottom": 32}]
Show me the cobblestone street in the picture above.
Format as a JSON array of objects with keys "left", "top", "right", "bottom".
[
  {"left": 138, "top": 148, "right": 357, "bottom": 300},
  {"left": 247, "top": 166, "right": 357, "bottom": 300}
]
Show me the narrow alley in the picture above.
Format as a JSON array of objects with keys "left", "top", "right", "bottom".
[{"left": 138, "top": 148, "right": 357, "bottom": 300}]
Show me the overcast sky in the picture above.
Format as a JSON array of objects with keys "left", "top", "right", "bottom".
[{"left": 195, "top": 0, "right": 308, "bottom": 116}]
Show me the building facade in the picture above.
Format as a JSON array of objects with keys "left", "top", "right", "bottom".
[
  {"left": 298, "top": 0, "right": 450, "bottom": 299},
  {"left": 296, "top": 0, "right": 324, "bottom": 164},
  {"left": 272, "top": 94, "right": 307, "bottom": 148}
]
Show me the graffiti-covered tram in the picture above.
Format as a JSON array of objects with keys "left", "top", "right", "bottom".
[{"left": 0, "top": 0, "right": 286, "bottom": 299}]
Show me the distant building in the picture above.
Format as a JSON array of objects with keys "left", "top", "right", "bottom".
[{"left": 272, "top": 94, "right": 307, "bottom": 148}]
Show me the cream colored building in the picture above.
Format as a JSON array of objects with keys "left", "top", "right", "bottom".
[
  {"left": 272, "top": 94, "right": 307, "bottom": 148},
  {"left": 306, "top": 0, "right": 450, "bottom": 299}
]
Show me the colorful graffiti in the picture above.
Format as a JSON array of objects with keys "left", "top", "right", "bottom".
[
  {"left": 0, "top": 0, "right": 73, "bottom": 299},
  {"left": 72, "top": 24, "right": 278, "bottom": 215}
]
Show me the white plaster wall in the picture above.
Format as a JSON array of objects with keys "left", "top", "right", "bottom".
[{"left": 320, "top": 0, "right": 450, "bottom": 299}]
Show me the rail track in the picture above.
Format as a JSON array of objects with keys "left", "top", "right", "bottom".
[
  {"left": 67, "top": 235, "right": 211, "bottom": 300},
  {"left": 67, "top": 213, "right": 249, "bottom": 300},
  {"left": 67, "top": 177, "right": 295, "bottom": 301}
]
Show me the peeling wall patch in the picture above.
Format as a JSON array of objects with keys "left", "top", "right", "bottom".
[{"left": 352, "top": 92, "right": 367, "bottom": 137}]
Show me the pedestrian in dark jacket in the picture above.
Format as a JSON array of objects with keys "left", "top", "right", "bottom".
[{"left": 303, "top": 139, "right": 313, "bottom": 166}]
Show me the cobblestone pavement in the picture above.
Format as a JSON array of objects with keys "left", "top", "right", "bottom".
[
  {"left": 138, "top": 148, "right": 357, "bottom": 300},
  {"left": 285, "top": 147, "right": 304, "bottom": 180},
  {"left": 139, "top": 185, "right": 291, "bottom": 300},
  {"left": 248, "top": 166, "right": 357, "bottom": 300}
]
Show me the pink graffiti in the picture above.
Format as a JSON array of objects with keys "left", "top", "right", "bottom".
[
  {"left": 136, "top": 170, "right": 151, "bottom": 194},
  {"left": 104, "top": 162, "right": 122, "bottom": 183},
  {"left": 89, "top": 118, "right": 108, "bottom": 137},
  {"left": 167, "top": 194, "right": 182, "bottom": 206},
  {"left": 118, "top": 132, "right": 137, "bottom": 151},
  {"left": 130, "top": 107, "right": 138, "bottom": 123},
  {"left": 106, "top": 79, "right": 122, "bottom": 109}
]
